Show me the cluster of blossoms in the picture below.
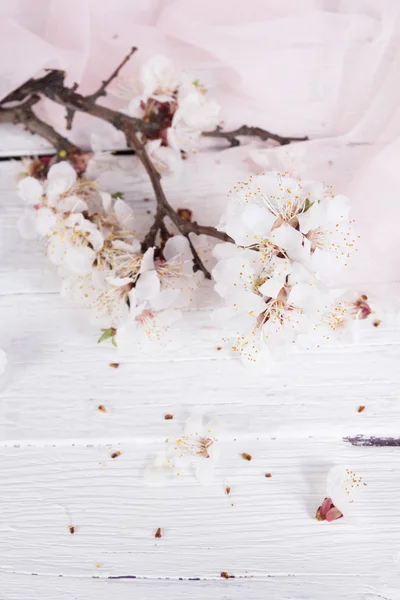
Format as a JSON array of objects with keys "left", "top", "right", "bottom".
[
  {"left": 16, "top": 162, "right": 376, "bottom": 358},
  {"left": 114, "top": 55, "right": 221, "bottom": 173},
  {"left": 17, "top": 161, "right": 200, "bottom": 347},
  {"left": 14, "top": 55, "right": 377, "bottom": 361},
  {"left": 212, "top": 172, "right": 374, "bottom": 362}
]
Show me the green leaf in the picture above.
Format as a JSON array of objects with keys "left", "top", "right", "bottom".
[
  {"left": 97, "top": 328, "right": 114, "bottom": 344},
  {"left": 111, "top": 191, "right": 124, "bottom": 199},
  {"left": 303, "top": 198, "right": 314, "bottom": 213},
  {"left": 111, "top": 336, "right": 117, "bottom": 348},
  {"left": 192, "top": 79, "right": 200, "bottom": 88}
]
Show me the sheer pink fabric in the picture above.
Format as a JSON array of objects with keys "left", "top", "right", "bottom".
[{"left": 0, "top": 0, "right": 399, "bottom": 286}]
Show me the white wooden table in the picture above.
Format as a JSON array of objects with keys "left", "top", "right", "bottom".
[{"left": 1, "top": 146, "right": 400, "bottom": 600}]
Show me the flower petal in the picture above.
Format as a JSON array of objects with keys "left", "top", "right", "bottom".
[
  {"left": 46, "top": 161, "right": 76, "bottom": 201},
  {"left": 18, "top": 177, "right": 43, "bottom": 205},
  {"left": 47, "top": 161, "right": 77, "bottom": 183},
  {"left": 194, "top": 457, "right": 215, "bottom": 485},
  {"left": 17, "top": 209, "right": 38, "bottom": 239},
  {"left": 164, "top": 235, "right": 190, "bottom": 263},
  {"left": 114, "top": 199, "right": 135, "bottom": 231},
  {"left": 88, "top": 229, "right": 104, "bottom": 252},
  {"left": 64, "top": 246, "right": 96, "bottom": 275},
  {"left": 35, "top": 207, "right": 57, "bottom": 236},
  {"left": 150, "top": 289, "right": 180, "bottom": 311},
  {"left": 136, "top": 270, "right": 160, "bottom": 300},
  {"left": 105, "top": 276, "right": 133, "bottom": 287},
  {"left": 57, "top": 195, "right": 88, "bottom": 213},
  {"left": 140, "top": 248, "right": 155, "bottom": 273}
]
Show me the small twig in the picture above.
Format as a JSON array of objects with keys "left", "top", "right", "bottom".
[
  {"left": 159, "top": 219, "right": 170, "bottom": 242},
  {"left": 203, "top": 125, "right": 308, "bottom": 147},
  {"left": 124, "top": 125, "right": 231, "bottom": 274},
  {"left": 89, "top": 46, "right": 137, "bottom": 102},
  {"left": 65, "top": 83, "right": 79, "bottom": 130},
  {"left": 0, "top": 70, "right": 159, "bottom": 139},
  {"left": 185, "top": 233, "right": 211, "bottom": 279},
  {"left": 0, "top": 96, "right": 76, "bottom": 153},
  {"left": 141, "top": 206, "right": 164, "bottom": 251}
]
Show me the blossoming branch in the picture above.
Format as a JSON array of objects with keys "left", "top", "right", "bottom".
[{"left": 0, "top": 47, "right": 377, "bottom": 361}]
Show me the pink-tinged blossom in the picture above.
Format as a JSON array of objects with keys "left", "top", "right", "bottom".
[
  {"left": 316, "top": 466, "right": 366, "bottom": 523},
  {"left": 113, "top": 55, "right": 220, "bottom": 170}
]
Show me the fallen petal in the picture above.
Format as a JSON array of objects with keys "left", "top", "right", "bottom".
[{"left": 316, "top": 497, "right": 343, "bottom": 522}]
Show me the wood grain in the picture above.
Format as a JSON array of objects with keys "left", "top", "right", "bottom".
[{"left": 1, "top": 441, "right": 400, "bottom": 580}]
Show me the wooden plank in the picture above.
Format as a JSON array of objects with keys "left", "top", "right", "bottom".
[
  {"left": 0, "top": 292, "right": 398, "bottom": 441},
  {"left": 0, "top": 440, "right": 399, "bottom": 581},
  {"left": 0, "top": 571, "right": 399, "bottom": 600}
]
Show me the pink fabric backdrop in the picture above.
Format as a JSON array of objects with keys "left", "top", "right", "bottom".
[{"left": 0, "top": 0, "right": 399, "bottom": 288}]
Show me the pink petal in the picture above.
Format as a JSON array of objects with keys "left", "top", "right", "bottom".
[
  {"left": 326, "top": 506, "right": 344, "bottom": 522},
  {"left": 316, "top": 497, "right": 343, "bottom": 522}
]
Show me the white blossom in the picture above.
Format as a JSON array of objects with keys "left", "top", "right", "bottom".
[
  {"left": 212, "top": 244, "right": 318, "bottom": 361},
  {"left": 300, "top": 290, "right": 374, "bottom": 349},
  {"left": 85, "top": 131, "right": 128, "bottom": 180},
  {"left": 47, "top": 212, "right": 103, "bottom": 275},
  {"left": 17, "top": 162, "right": 90, "bottom": 239},
  {"left": 114, "top": 55, "right": 220, "bottom": 168},
  {"left": 144, "top": 139, "right": 182, "bottom": 176},
  {"left": 174, "top": 78, "right": 220, "bottom": 132},
  {"left": 136, "top": 236, "right": 199, "bottom": 311},
  {"left": 145, "top": 413, "right": 219, "bottom": 485},
  {"left": 115, "top": 298, "right": 182, "bottom": 347},
  {"left": 62, "top": 272, "right": 134, "bottom": 329},
  {"left": 114, "top": 237, "right": 199, "bottom": 348},
  {"left": 125, "top": 55, "right": 183, "bottom": 115},
  {"left": 60, "top": 194, "right": 143, "bottom": 326},
  {"left": 218, "top": 172, "right": 356, "bottom": 281}
]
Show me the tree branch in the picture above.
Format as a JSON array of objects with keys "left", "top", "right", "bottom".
[
  {"left": 89, "top": 46, "right": 137, "bottom": 103},
  {"left": 0, "top": 95, "right": 76, "bottom": 153},
  {"left": 0, "top": 70, "right": 159, "bottom": 140},
  {"left": 123, "top": 123, "right": 233, "bottom": 277},
  {"left": 203, "top": 125, "right": 308, "bottom": 147},
  {"left": 185, "top": 233, "right": 211, "bottom": 279},
  {"left": 141, "top": 206, "right": 164, "bottom": 252}
]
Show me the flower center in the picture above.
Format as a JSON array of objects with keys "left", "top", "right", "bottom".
[
  {"left": 174, "top": 435, "right": 215, "bottom": 459},
  {"left": 353, "top": 295, "right": 372, "bottom": 320}
]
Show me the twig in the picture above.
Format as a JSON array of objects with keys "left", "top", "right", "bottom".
[
  {"left": 185, "top": 234, "right": 211, "bottom": 279},
  {"left": 124, "top": 124, "right": 232, "bottom": 277},
  {"left": 141, "top": 206, "right": 164, "bottom": 251},
  {"left": 203, "top": 125, "right": 308, "bottom": 147},
  {"left": 89, "top": 46, "right": 137, "bottom": 102},
  {"left": 65, "top": 83, "right": 79, "bottom": 130},
  {"left": 0, "top": 96, "right": 76, "bottom": 153},
  {"left": 0, "top": 70, "right": 159, "bottom": 139}
]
